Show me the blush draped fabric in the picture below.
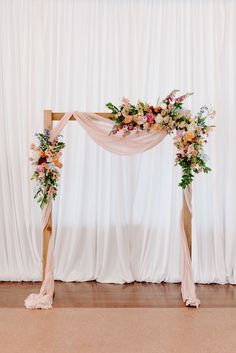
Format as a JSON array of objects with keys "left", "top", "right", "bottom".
[
  {"left": 25, "top": 112, "right": 199, "bottom": 309},
  {"left": 50, "top": 112, "right": 168, "bottom": 155}
]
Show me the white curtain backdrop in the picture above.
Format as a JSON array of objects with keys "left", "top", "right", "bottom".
[{"left": 0, "top": 0, "right": 235, "bottom": 283}]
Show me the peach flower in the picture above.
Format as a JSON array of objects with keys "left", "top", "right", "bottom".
[{"left": 124, "top": 116, "right": 133, "bottom": 124}]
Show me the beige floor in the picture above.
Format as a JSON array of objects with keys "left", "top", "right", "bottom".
[{"left": 0, "top": 308, "right": 236, "bottom": 353}]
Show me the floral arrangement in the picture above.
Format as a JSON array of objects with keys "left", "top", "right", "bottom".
[
  {"left": 30, "top": 91, "right": 214, "bottom": 208},
  {"left": 106, "top": 90, "right": 215, "bottom": 188},
  {"left": 29, "top": 130, "right": 65, "bottom": 208}
]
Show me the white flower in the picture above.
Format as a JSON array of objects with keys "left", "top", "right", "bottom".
[
  {"left": 178, "top": 121, "right": 186, "bottom": 129},
  {"left": 32, "top": 150, "right": 40, "bottom": 162},
  {"left": 188, "top": 122, "right": 197, "bottom": 132},
  {"left": 200, "top": 152, "right": 208, "bottom": 162},
  {"left": 160, "top": 102, "right": 167, "bottom": 110},
  {"left": 137, "top": 116, "right": 147, "bottom": 125},
  {"left": 121, "top": 97, "right": 130, "bottom": 106},
  {"left": 121, "top": 107, "right": 130, "bottom": 117},
  {"left": 155, "top": 114, "right": 163, "bottom": 124}
]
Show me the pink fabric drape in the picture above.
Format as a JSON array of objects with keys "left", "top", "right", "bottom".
[
  {"left": 25, "top": 198, "right": 54, "bottom": 309},
  {"left": 25, "top": 112, "right": 200, "bottom": 309}
]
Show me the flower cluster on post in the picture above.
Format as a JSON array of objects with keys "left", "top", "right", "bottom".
[
  {"left": 106, "top": 90, "right": 215, "bottom": 188},
  {"left": 29, "top": 130, "right": 65, "bottom": 208}
]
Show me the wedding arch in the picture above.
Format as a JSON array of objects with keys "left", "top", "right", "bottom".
[{"left": 25, "top": 92, "right": 214, "bottom": 309}]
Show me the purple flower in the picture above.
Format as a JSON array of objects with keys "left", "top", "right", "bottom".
[{"left": 176, "top": 130, "right": 184, "bottom": 137}]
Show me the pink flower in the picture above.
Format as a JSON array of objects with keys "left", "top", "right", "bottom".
[
  {"left": 182, "top": 109, "right": 191, "bottom": 116},
  {"left": 146, "top": 112, "right": 155, "bottom": 123},
  {"left": 175, "top": 92, "right": 193, "bottom": 103},
  {"left": 176, "top": 130, "right": 184, "bottom": 137},
  {"left": 197, "top": 127, "right": 202, "bottom": 134},
  {"left": 163, "top": 116, "right": 170, "bottom": 123},
  {"left": 36, "top": 165, "right": 43, "bottom": 173}
]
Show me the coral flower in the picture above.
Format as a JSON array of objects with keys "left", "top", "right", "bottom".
[
  {"left": 54, "top": 159, "right": 63, "bottom": 168},
  {"left": 153, "top": 123, "right": 162, "bottom": 131},
  {"left": 184, "top": 131, "right": 195, "bottom": 142},
  {"left": 124, "top": 116, "right": 133, "bottom": 124}
]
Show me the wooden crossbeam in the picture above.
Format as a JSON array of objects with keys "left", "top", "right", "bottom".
[{"left": 51, "top": 112, "right": 113, "bottom": 120}]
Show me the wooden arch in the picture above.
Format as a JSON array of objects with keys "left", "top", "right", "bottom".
[{"left": 42, "top": 110, "right": 192, "bottom": 280}]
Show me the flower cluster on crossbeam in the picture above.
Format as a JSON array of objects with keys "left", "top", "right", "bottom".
[{"left": 106, "top": 90, "right": 215, "bottom": 188}]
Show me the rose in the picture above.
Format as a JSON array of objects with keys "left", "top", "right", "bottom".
[
  {"left": 163, "top": 115, "right": 170, "bottom": 123},
  {"left": 182, "top": 109, "right": 191, "bottom": 117},
  {"left": 153, "top": 123, "right": 162, "bottom": 131},
  {"left": 184, "top": 131, "right": 195, "bottom": 143},
  {"left": 124, "top": 116, "right": 132, "bottom": 124},
  {"left": 36, "top": 165, "right": 43, "bottom": 173},
  {"left": 161, "top": 109, "right": 167, "bottom": 116},
  {"left": 188, "top": 122, "right": 197, "bottom": 132},
  {"left": 146, "top": 112, "right": 155, "bottom": 123}
]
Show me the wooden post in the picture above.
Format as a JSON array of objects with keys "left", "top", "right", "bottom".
[
  {"left": 182, "top": 187, "right": 192, "bottom": 256},
  {"left": 42, "top": 110, "right": 53, "bottom": 280}
]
